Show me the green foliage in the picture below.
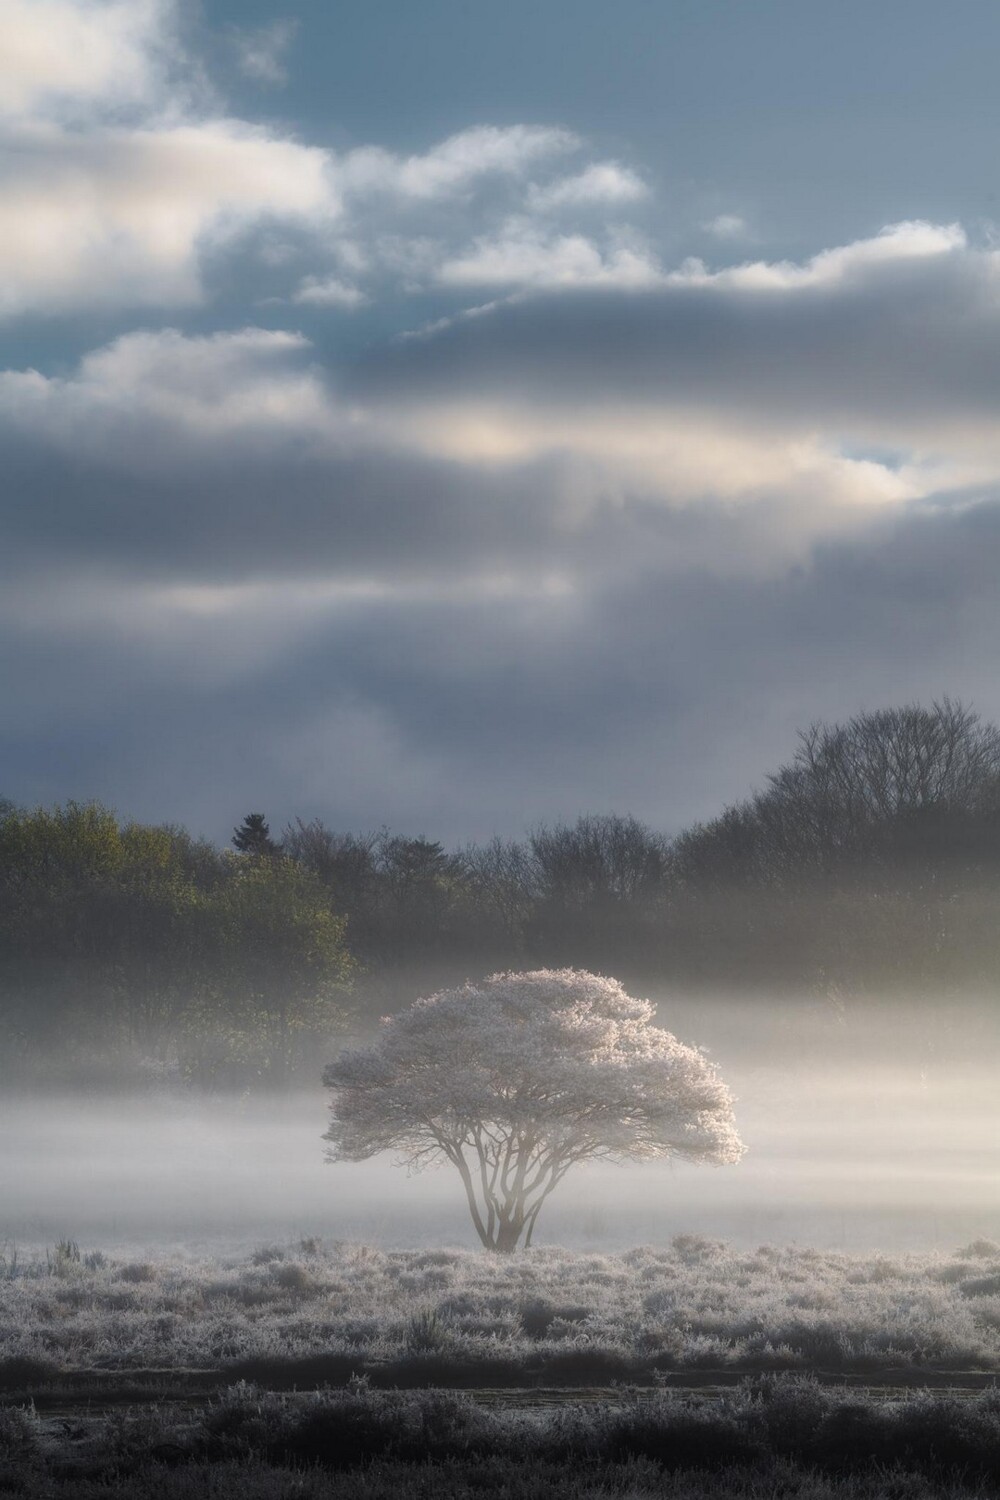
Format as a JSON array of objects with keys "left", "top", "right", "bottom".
[{"left": 0, "top": 802, "right": 353, "bottom": 1085}]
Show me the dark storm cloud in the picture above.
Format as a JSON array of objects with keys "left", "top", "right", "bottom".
[
  {"left": 2, "top": 228, "right": 994, "bottom": 590},
  {"left": 3, "top": 482, "right": 1000, "bottom": 842},
  {"left": 360, "top": 232, "right": 1000, "bottom": 434},
  {"left": 0, "top": 428, "right": 558, "bottom": 583},
  {"left": 4, "top": 224, "right": 1000, "bottom": 837}
]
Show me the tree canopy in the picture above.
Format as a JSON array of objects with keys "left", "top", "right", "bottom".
[
  {"left": 323, "top": 969, "right": 744, "bottom": 1252},
  {"left": 675, "top": 698, "right": 1000, "bottom": 888},
  {"left": 0, "top": 801, "right": 353, "bottom": 1085}
]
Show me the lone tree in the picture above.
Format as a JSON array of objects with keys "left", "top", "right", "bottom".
[{"left": 323, "top": 969, "right": 744, "bottom": 1252}]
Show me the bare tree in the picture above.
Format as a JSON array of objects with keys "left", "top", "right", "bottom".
[
  {"left": 282, "top": 820, "right": 378, "bottom": 901},
  {"left": 783, "top": 699, "right": 1000, "bottom": 824},
  {"left": 530, "top": 815, "right": 671, "bottom": 906},
  {"left": 460, "top": 836, "right": 537, "bottom": 946},
  {"left": 675, "top": 700, "right": 1000, "bottom": 887},
  {"left": 323, "top": 969, "right": 743, "bottom": 1252}
]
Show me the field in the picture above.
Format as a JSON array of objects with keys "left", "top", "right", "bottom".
[
  {"left": 3, "top": 1015, "right": 999, "bottom": 1494},
  {"left": 5, "top": 1237, "right": 1000, "bottom": 1496},
  {"left": 5, "top": 1236, "right": 1000, "bottom": 1384}
]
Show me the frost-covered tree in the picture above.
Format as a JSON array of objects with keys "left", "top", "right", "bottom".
[{"left": 323, "top": 969, "right": 744, "bottom": 1252}]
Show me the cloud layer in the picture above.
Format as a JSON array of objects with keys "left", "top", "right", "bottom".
[{"left": 2, "top": 1, "right": 998, "bottom": 840}]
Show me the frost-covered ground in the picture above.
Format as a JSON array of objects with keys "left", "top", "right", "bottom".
[
  {"left": 6, "top": 1235, "right": 1000, "bottom": 1497},
  {"left": 4, "top": 1237, "right": 1000, "bottom": 1380}
]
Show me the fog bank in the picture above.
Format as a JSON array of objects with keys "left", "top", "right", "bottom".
[{"left": 3, "top": 996, "right": 997, "bottom": 1254}]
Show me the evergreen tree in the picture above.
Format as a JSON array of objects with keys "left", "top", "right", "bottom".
[{"left": 232, "top": 813, "right": 278, "bottom": 857}]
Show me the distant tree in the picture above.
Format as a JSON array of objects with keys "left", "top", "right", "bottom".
[
  {"left": 189, "top": 856, "right": 353, "bottom": 1083},
  {"left": 323, "top": 969, "right": 743, "bottom": 1252},
  {"left": 232, "top": 813, "right": 278, "bottom": 857},
  {"left": 675, "top": 700, "right": 1000, "bottom": 889},
  {"left": 530, "top": 816, "right": 671, "bottom": 906},
  {"left": 375, "top": 833, "right": 464, "bottom": 961},
  {"left": 461, "top": 835, "right": 537, "bottom": 948},
  {"left": 526, "top": 815, "right": 671, "bottom": 965},
  {"left": 282, "top": 820, "right": 378, "bottom": 896}
]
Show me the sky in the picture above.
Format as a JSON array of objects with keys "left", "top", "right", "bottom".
[{"left": 5, "top": 0, "right": 1000, "bottom": 845}]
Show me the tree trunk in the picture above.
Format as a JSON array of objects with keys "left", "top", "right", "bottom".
[{"left": 492, "top": 1216, "right": 525, "bottom": 1254}]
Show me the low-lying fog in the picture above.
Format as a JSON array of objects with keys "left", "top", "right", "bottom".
[{"left": 3, "top": 995, "right": 998, "bottom": 1253}]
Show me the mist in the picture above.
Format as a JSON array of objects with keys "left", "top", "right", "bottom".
[{"left": 4, "top": 993, "right": 997, "bottom": 1256}]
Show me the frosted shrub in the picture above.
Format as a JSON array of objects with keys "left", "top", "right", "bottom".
[{"left": 2, "top": 1240, "right": 1000, "bottom": 1380}]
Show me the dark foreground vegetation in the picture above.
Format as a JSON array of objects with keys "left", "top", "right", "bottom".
[
  {"left": 4, "top": 700, "right": 1000, "bottom": 1086},
  {"left": 6, "top": 1376, "right": 1000, "bottom": 1498}
]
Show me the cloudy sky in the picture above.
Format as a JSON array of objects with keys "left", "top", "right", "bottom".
[{"left": 5, "top": 0, "right": 1000, "bottom": 843}]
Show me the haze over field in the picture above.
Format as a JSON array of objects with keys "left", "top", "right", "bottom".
[{"left": 3, "top": 998, "right": 998, "bottom": 1252}]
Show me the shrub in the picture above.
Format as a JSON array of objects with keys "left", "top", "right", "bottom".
[
  {"left": 49, "top": 1239, "right": 81, "bottom": 1276},
  {"left": 118, "top": 1261, "right": 157, "bottom": 1283},
  {"left": 270, "top": 1263, "right": 316, "bottom": 1295},
  {"left": 404, "top": 1307, "right": 450, "bottom": 1353},
  {"left": 520, "top": 1298, "right": 589, "bottom": 1340},
  {"left": 0, "top": 1405, "right": 41, "bottom": 1488}
]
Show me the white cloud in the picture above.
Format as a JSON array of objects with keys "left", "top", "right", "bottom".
[
  {"left": 0, "top": 13, "right": 597, "bottom": 321},
  {"left": 0, "top": 119, "right": 333, "bottom": 314},
  {"left": 1, "top": 327, "right": 332, "bottom": 439},
  {"left": 438, "top": 223, "right": 663, "bottom": 289},
  {"left": 230, "top": 18, "right": 298, "bottom": 86},
  {"left": 0, "top": 0, "right": 335, "bottom": 315},
  {"left": 294, "top": 275, "right": 368, "bottom": 307},
  {"left": 527, "top": 161, "right": 647, "bottom": 211},
  {"left": 0, "top": 0, "right": 171, "bottom": 120},
  {"left": 0, "top": 1, "right": 654, "bottom": 319},
  {"left": 338, "top": 124, "right": 578, "bottom": 200},
  {"left": 674, "top": 220, "right": 966, "bottom": 291}
]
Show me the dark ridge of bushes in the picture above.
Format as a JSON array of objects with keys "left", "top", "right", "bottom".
[
  {"left": 0, "top": 1355, "right": 59, "bottom": 1391},
  {"left": 227, "top": 1354, "right": 363, "bottom": 1388},
  {"left": 193, "top": 1379, "right": 1000, "bottom": 1483},
  {"left": 5, "top": 1456, "right": 995, "bottom": 1500},
  {"left": 202, "top": 1385, "right": 498, "bottom": 1470},
  {"left": 9, "top": 1380, "right": 1000, "bottom": 1496},
  {"left": 227, "top": 1348, "right": 657, "bottom": 1390}
]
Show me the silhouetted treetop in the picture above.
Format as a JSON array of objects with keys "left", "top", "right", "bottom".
[
  {"left": 232, "top": 812, "right": 279, "bottom": 857},
  {"left": 675, "top": 699, "right": 1000, "bottom": 888}
]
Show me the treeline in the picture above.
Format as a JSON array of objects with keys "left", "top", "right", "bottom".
[
  {"left": 3, "top": 699, "right": 1000, "bottom": 1085},
  {"left": 0, "top": 804, "right": 352, "bottom": 1085},
  {"left": 276, "top": 699, "right": 1000, "bottom": 994}
]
